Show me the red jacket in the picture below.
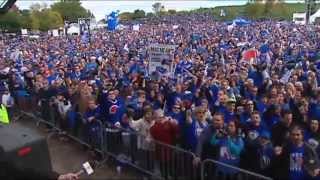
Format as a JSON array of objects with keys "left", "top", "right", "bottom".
[{"left": 150, "top": 120, "right": 179, "bottom": 161}]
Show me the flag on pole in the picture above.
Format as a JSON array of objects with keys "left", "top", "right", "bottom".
[{"left": 242, "top": 49, "right": 258, "bottom": 61}]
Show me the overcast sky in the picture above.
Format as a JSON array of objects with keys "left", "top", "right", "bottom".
[{"left": 16, "top": 0, "right": 305, "bottom": 21}]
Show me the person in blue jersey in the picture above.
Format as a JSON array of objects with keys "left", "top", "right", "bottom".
[
  {"left": 271, "top": 126, "right": 320, "bottom": 180},
  {"left": 256, "top": 95, "right": 269, "bottom": 114},
  {"left": 166, "top": 103, "right": 186, "bottom": 128},
  {"left": 212, "top": 92, "right": 228, "bottom": 115},
  {"left": 166, "top": 84, "right": 183, "bottom": 111},
  {"left": 213, "top": 120, "right": 244, "bottom": 179},
  {"left": 101, "top": 88, "right": 125, "bottom": 127},
  {"left": 69, "top": 66, "right": 82, "bottom": 81},
  {"left": 184, "top": 107, "right": 209, "bottom": 152},
  {"left": 83, "top": 99, "right": 102, "bottom": 154},
  {"left": 263, "top": 105, "right": 282, "bottom": 130},
  {"left": 239, "top": 100, "right": 255, "bottom": 126}
]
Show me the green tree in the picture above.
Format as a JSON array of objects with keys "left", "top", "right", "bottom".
[
  {"left": 244, "top": 3, "right": 266, "bottom": 19},
  {"left": 39, "top": 10, "right": 63, "bottom": 31},
  {"left": 168, "top": 9, "right": 177, "bottom": 15},
  {"left": 152, "top": 2, "right": 162, "bottom": 15},
  {"left": 51, "top": 1, "right": 93, "bottom": 22},
  {"left": 146, "top": 12, "right": 154, "bottom": 18},
  {"left": 119, "top": 12, "right": 132, "bottom": 21},
  {"left": 20, "top": 9, "right": 32, "bottom": 29},
  {"left": 0, "top": 11, "right": 22, "bottom": 32},
  {"left": 132, "top": 9, "right": 145, "bottom": 19}
]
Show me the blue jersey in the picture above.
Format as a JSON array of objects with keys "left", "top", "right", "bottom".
[
  {"left": 101, "top": 99, "right": 125, "bottom": 125},
  {"left": 289, "top": 145, "right": 305, "bottom": 180}
]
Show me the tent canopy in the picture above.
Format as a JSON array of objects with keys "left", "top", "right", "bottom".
[{"left": 233, "top": 18, "right": 251, "bottom": 26}]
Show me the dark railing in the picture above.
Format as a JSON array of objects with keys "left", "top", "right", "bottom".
[{"left": 12, "top": 92, "right": 273, "bottom": 180}]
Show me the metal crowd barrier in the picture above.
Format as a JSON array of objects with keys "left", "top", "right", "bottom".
[
  {"left": 14, "top": 94, "right": 105, "bottom": 156},
  {"left": 101, "top": 121, "right": 199, "bottom": 180},
  {"left": 201, "top": 159, "right": 273, "bottom": 180},
  {"left": 13, "top": 93, "right": 273, "bottom": 180}
]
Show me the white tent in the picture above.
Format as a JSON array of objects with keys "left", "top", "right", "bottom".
[
  {"left": 67, "top": 24, "right": 79, "bottom": 35},
  {"left": 310, "top": 9, "right": 320, "bottom": 24},
  {"left": 293, "top": 8, "right": 320, "bottom": 25},
  {"left": 293, "top": 13, "right": 306, "bottom": 25}
]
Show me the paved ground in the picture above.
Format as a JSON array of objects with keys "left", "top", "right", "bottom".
[{"left": 14, "top": 117, "right": 146, "bottom": 180}]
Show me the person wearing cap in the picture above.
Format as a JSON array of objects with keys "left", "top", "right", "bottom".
[
  {"left": 224, "top": 97, "right": 237, "bottom": 124},
  {"left": 241, "top": 130, "right": 273, "bottom": 176},
  {"left": 166, "top": 103, "right": 185, "bottom": 128}
]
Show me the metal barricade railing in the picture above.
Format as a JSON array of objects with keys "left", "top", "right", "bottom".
[
  {"left": 12, "top": 92, "right": 272, "bottom": 180},
  {"left": 201, "top": 159, "right": 273, "bottom": 180},
  {"left": 101, "top": 121, "right": 199, "bottom": 180},
  {"left": 15, "top": 94, "right": 105, "bottom": 157}
]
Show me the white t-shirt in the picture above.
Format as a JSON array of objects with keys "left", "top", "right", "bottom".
[{"left": 2, "top": 93, "right": 14, "bottom": 108}]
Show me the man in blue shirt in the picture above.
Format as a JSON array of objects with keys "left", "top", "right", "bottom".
[
  {"left": 271, "top": 126, "right": 320, "bottom": 180},
  {"left": 100, "top": 88, "right": 125, "bottom": 127}
]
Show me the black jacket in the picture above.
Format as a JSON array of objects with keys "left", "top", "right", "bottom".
[
  {"left": 271, "top": 122, "right": 291, "bottom": 147},
  {"left": 270, "top": 143, "right": 320, "bottom": 180}
]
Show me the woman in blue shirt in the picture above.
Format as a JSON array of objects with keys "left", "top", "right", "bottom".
[{"left": 211, "top": 120, "right": 245, "bottom": 178}]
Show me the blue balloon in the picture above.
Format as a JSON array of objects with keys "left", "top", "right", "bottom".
[{"left": 106, "top": 11, "right": 119, "bottom": 31}]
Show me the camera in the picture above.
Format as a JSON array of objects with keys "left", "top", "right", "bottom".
[{"left": 216, "top": 129, "right": 227, "bottom": 138}]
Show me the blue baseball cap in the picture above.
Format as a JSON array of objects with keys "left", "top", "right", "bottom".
[{"left": 259, "top": 130, "right": 271, "bottom": 139}]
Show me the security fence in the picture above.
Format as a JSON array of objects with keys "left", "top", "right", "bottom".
[{"left": 12, "top": 92, "right": 272, "bottom": 180}]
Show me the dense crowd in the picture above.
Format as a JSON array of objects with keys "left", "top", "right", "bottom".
[{"left": 1, "top": 14, "right": 320, "bottom": 179}]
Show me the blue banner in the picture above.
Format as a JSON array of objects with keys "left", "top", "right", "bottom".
[{"left": 106, "top": 11, "right": 119, "bottom": 31}]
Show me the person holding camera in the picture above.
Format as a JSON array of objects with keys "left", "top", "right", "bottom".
[
  {"left": 213, "top": 119, "right": 244, "bottom": 179},
  {"left": 193, "top": 112, "right": 225, "bottom": 165}
]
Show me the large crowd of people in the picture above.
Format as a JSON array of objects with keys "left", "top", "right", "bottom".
[{"left": 1, "top": 14, "right": 320, "bottom": 179}]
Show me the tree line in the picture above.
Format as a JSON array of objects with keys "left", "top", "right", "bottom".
[
  {"left": 0, "top": 0, "right": 93, "bottom": 32},
  {"left": 118, "top": 1, "right": 315, "bottom": 22},
  {"left": 0, "top": 1, "right": 318, "bottom": 32}
]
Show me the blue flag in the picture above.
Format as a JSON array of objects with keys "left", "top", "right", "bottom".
[{"left": 106, "top": 11, "right": 119, "bottom": 31}]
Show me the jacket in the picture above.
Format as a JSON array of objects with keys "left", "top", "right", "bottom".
[{"left": 270, "top": 142, "right": 320, "bottom": 180}]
